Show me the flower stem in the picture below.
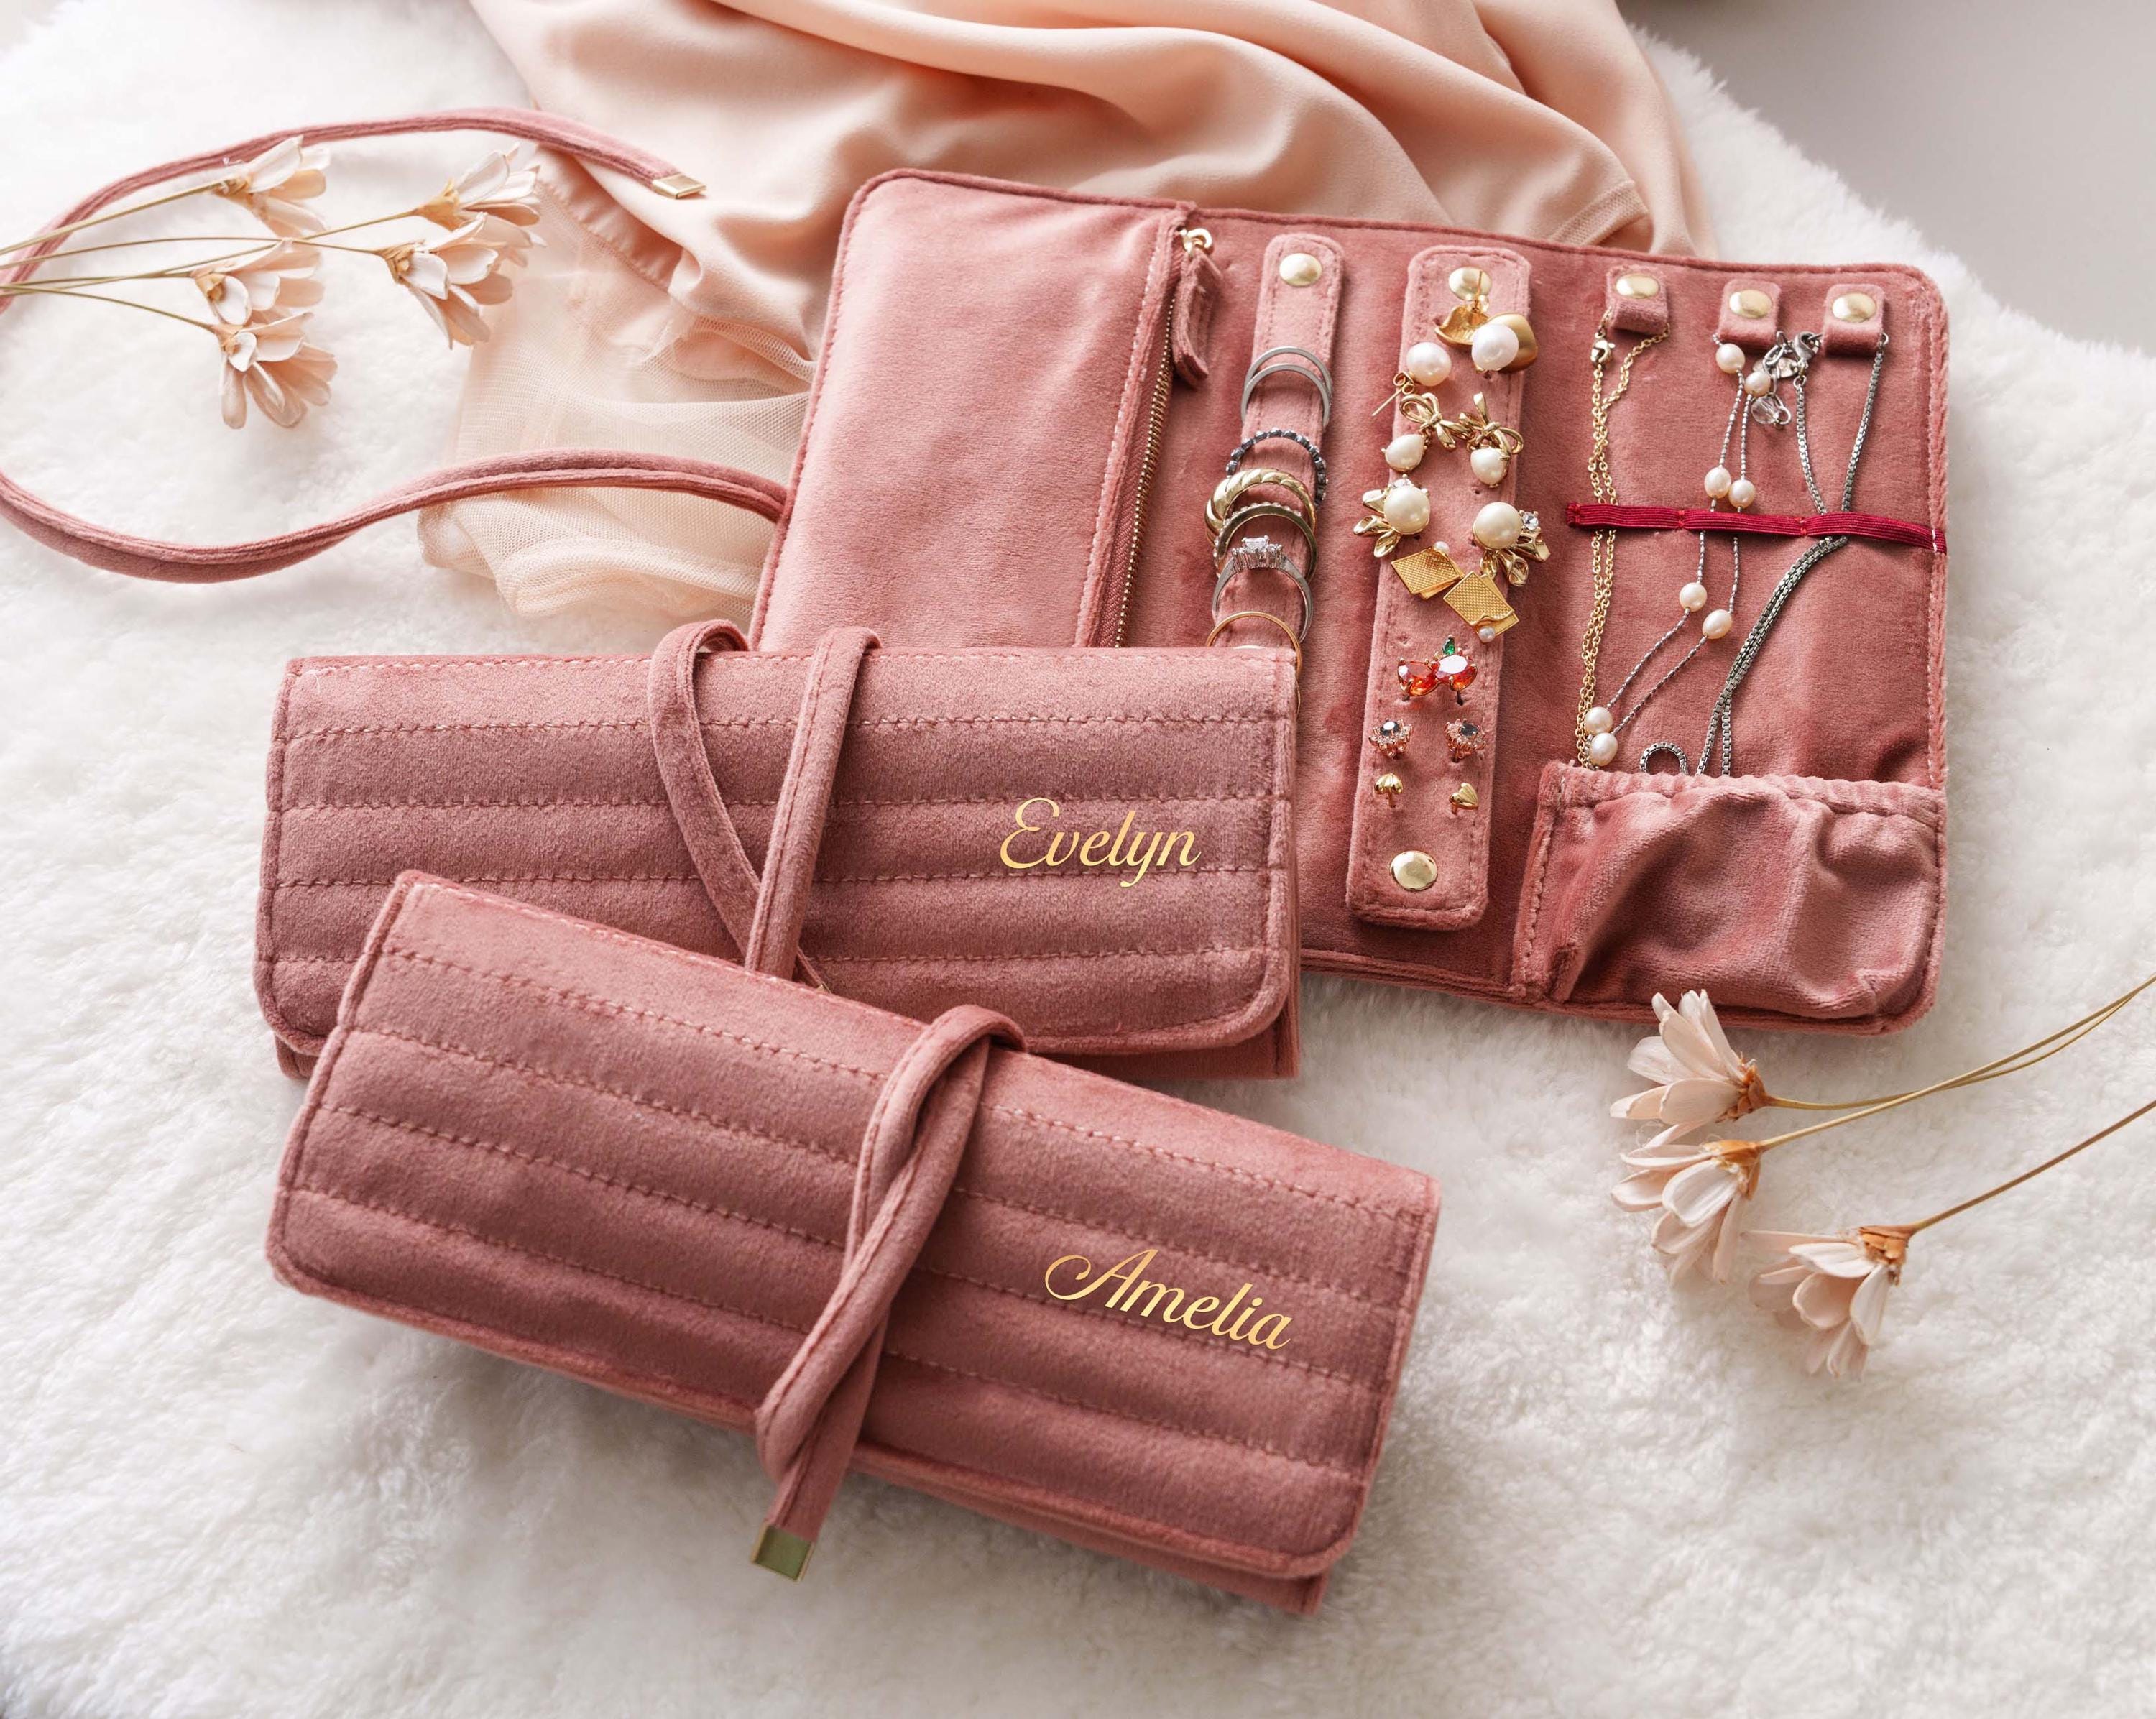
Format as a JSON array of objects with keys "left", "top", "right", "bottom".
[
  {"left": 1758, "top": 972, "right": 2154, "bottom": 1130},
  {"left": 0, "top": 184, "right": 236, "bottom": 257},
  {"left": 1, "top": 241, "right": 383, "bottom": 295},
  {"left": 1905, "top": 1094, "right": 2156, "bottom": 1235},
  {"left": 0, "top": 282, "right": 217, "bottom": 329},
  {"left": 14, "top": 210, "right": 420, "bottom": 271}
]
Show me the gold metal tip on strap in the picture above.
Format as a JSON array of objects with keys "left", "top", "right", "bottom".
[
  {"left": 650, "top": 172, "right": 706, "bottom": 199},
  {"left": 751, "top": 1525, "right": 815, "bottom": 1580}
]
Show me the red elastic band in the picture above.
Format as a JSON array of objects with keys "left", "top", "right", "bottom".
[{"left": 1565, "top": 502, "right": 1944, "bottom": 554}]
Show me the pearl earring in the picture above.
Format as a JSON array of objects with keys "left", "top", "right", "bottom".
[
  {"left": 1432, "top": 265, "right": 1539, "bottom": 373},
  {"left": 1353, "top": 474, "right": 1432, "bottom": 557}
]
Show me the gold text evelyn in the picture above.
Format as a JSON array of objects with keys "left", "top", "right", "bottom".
[{"left": 998, "top": 798, "right": 1198, "bottom": 888}]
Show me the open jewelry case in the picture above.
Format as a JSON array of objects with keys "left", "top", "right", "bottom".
[{"left": 752, "top": 173, "right": 1948, "bottom": 1032}]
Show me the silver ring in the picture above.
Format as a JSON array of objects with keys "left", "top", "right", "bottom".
[
  {"left": 1240, "top": 360, "right": 1333, "bottom": 426},
  {"left": 1212, "top": 558, "right": 1313, "bottom": 642},
  {"left": 1638, "top": 742, "right": 1692, "bottom": 775},
  {"left": 1245, "top": 345, "right": 1334, "bottom": 392}
]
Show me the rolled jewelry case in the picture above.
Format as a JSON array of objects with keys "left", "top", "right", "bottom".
[
  {"left": 267, "top": 875, "right": 1440, "bottom": 1612},
  {"left": 257, "top": 622, "right": 1301, "bottom": 1080}
]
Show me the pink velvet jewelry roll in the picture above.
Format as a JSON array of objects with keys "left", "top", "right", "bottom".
[
  {"left": 267, "top": 875, "right": 1439, "bottom": 1612},
  {"left": 257, "top": 622, "right": 1302, "bottom": 1081},
  {"left": 752, "top": 173, "right": 1953, "bottom": 1033}
]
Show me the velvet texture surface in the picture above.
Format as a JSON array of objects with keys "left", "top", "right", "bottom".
[
  {"left": 270, "top": 875, "right": 1440, "bottom": 1613},
  {"left": 258, "top": 625, "right": 1302, "bottom": 1077},
  {"left": 752, "top": 173, "right": 1950, "bottom": 1032}
]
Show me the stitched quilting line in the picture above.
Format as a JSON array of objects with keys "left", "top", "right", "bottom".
[
  {"left": 881, "top": 1350, "right": 1362, "bottom": 1478},
  {"left": 279, "top": 788, "right": 1286, "bottom": 814},
  {"left": 368, "top": 950, "right": 885, "bottom": 1081},
  {"left": 275, "top": 943, "right": 1266, "bottom": 970},
  {"left": 280, "top": 873, "right": 706, "bottom": 889},
  {"left": 321, "top": 1100, "right": 835, "bottom": 1250},
  {"left": 285, "top": 711, "right": 1280, "bottom": 741},
  {"left": 299, "top": 647, "right": 1287, "bottom": 671},
  {"left": 814, "top": 944, "right": 1262, "bottom": 967},
  {"left": 305, "top": 1040, "right": 1406, "bottom": 1312},
  {"left": 345, "top": 1023, "right": 861, "bottom": 1161},
  {"left": 985, "top": 1103, "right": 1429, "bottom": 1227},
  {"left": 357, "top": 944, "right": 1421, "bottom": 1223},
  {"left": 285, "top": 1183, "right": 1365, "bottom": 1478},
  {"left": 319, "top": 1098, "right": 1393, "bottom": 1392},
  {"left": 295, "top": 657, "right": 642, "bottom": 676},
  {"left": 275, "top": 863, "right": 1279, "bottom": 890}
]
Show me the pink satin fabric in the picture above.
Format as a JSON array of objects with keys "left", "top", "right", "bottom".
[{"left": 431, "top": 0, "right": 1715, "bottom": 618}]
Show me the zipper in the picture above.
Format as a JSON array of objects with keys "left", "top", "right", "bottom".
[{"left": 1110, "top": 223, "right": 1213, "bottom": 647}]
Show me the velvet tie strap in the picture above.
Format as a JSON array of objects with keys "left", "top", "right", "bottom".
[
  {"left": 742, "top": 627, "right": 879, "bottom": 980},
  {"left": 0, "top": 109, "right": 791, "bottom": 582},
  {"left": 749, "top": 1002, "right": 1021, "bottom": 1579},
  {"left": 645, "top": 621, "right": 882, "bottom": 991}
]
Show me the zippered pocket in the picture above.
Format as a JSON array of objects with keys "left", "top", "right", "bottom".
[
  {"left": 1079, "top": 218, "right": 1218, "bottom": 647},
  {"left": 757, "top": 179, "right": 1210, "bottom": 652}
]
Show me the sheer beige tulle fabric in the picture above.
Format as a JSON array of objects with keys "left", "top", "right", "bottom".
[{"left": 427, "top": 0, "right": 1714, "bottom": 621}]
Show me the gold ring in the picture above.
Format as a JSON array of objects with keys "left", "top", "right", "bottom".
[
  {"left": 1206, "top": 468, "right": 1317, "bottom": 539},
  {"left": 1206, "top": 609, "right": 1303, "bottom": 676}
]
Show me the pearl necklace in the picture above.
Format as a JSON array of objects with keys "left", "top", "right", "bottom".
[
  {"left": 1572, "top": 316, "right": 1666, "bottom": 767},
  {"left": 1683, "top": 331, "right": 1890, "bottom": 776}
]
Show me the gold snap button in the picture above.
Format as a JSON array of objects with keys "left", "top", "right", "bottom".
[
  {"left": 1391, "top": 849, "right": 1438, "bottom": 892},
  {"left": 1614, "top": 273, "right": 1659, "bottom": 299},
  {"left": 1832, "top": 290, "right": 1877, "bottom": 323},
  {"left": 1728, "top": 287, "right": 1772, "bottom": 319},
  {"left": 1279, "top": 252, "right": 1323, "bottom": 287}
]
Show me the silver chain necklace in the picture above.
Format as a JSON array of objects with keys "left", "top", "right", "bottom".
[{"left": 1646, "top": 331, "right": 1890, "bottom": 776}]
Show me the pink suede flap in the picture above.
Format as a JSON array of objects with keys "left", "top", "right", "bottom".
[
  {"left": 257, "top": 633, "right": 1301, "bottom": 1074},
  {"left": 268, "top": 876, "right": 1439, "bottom": 1613}
]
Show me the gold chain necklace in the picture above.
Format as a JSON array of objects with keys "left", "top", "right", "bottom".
[{"left": 1573, "top": 318, "right": 1667, "bottom": 765}]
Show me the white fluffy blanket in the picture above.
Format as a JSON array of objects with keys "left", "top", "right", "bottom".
[{"left": 3, "top": 4, "right": 2151, "bottom": 1714}]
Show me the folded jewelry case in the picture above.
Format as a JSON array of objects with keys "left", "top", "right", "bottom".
[
  {"left": 269, "top": 873, "right": 1439, "bottom": 1612},
  {"left": 750, "top": 173, "right": 1952, "bottom": 1033},
  {"left": 257, "top": 622, "right": 1301, "bottom": 1080}
]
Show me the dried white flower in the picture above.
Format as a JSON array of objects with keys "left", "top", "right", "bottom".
[
  {"left": 1612, "top": 1138, "right": 1756, "bottom": 1284},
  {"left": 1612, "top": 990, "right": 1766, "bottom": 1148},
  {"left": 211, "top": 137, "right": 330, "bottom": 238},
  {"left": 1747, "top": 1228, "right": 1907, "bottom": 1380},
  {"left": 191, "top": 242, "right": 321, "bottom": 324},
  {"left": 417, "top": 145, "right": 542, "bottom": 257},
  {"left": 216, "top": 311, "right": 335, "bottom": 430},
  {"left": 380, "top": 218, "right": 515, "bottom": 346}
]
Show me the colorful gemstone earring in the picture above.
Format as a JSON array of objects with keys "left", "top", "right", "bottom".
[{"left": 1368, "top": 716, "right": 1414, "bottom": 758}]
